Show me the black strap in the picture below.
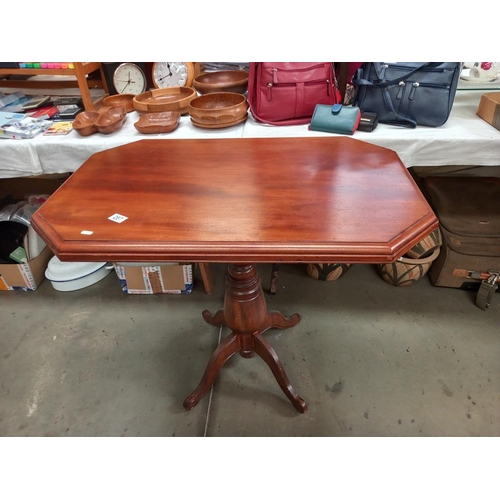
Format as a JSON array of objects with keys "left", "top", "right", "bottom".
[
  {"left": 381, "top": 87, "right": 417, "bottom": 128},
  {"left": 353, "top": 62, "right": 433, "bottom": 88}
]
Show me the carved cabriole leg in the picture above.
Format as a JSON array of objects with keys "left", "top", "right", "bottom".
[
  {"left": 253, "top": 334, "right": 308, "bottom": 413},
  {"left": 184, "top": 264, "right": 307, "bottom": 413},
  {"left": 183, "top": 333, "right": 239, "bottom": 411}
]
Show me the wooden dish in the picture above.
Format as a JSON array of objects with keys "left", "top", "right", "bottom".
[
  {"left": 188, "top": 92, "right": 248, "bottom": 128},
  {"left": 94, "top": 107, "right": 127, "bottom": 134},
  {"left": 133, "top": 87, "right": 197, "bottom": 114},
  {"left": 73, "top": 111, "right": 100, "bottom": 136},
  {"left": 188, "top": 92, "right": 248, "bottom": 126},
  {"left": 190, "top": 115, "right": 248, "bottom": 129},
  {"left": 193, "top": 70, "right": 249, "bottom": 95},
  {"left": 102, "top": 94, "right": 136, "bottom": 113},
  {"left": 134, "top": 112, "right": 181, "bottom": 134}
]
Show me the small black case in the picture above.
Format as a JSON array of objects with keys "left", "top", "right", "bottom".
[{"left": 357, "top": 112, "right": 379, "bottom": 132}]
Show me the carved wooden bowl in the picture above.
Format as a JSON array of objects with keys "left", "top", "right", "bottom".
[
  {"left": 133, "top": 87, "right": 197, "bottom": 114},
  {"left": 188, "top": 92, "right": 248, "bottom": 128},
  {"left": 102, "top": 94, "right": 136, "bottom": 113},
  {"left": 193, "top": 70, "right": 249, "bottom": 95},
  {"left": 94, "top": 107, "right": 127, "bottom": 134},
  {"left": 73, "top": 111, "right": 100, "bottom": 136},
  {"left": 134, "top": 111, "right": 181, "bottom": 134}
]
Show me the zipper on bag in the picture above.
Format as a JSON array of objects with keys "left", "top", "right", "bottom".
[
  {"left": 408, "top": 81, "right": 450, "bottom": 100},
  {"left": 266, "top": 77, "right": 331, "bottom": 100},
  {"left": 396, "top": 81, "right": 406, "bottom": 99},
  {"left": 385, "top": 64, "right": 446, "bottom": 73}
]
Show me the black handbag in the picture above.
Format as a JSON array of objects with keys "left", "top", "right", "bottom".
[{"left": 352, "top": 62, "right": 461, "bottom": 128}]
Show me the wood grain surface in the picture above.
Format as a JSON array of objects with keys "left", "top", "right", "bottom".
[{"left": 31, "top": 137, "right": 438, "bottom": 263}]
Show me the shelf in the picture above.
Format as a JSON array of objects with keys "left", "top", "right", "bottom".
[{"left": 0, "top": 62, "right": 109, "bottom": 111}]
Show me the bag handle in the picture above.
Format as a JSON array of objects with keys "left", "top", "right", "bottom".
[{"left": 353, "top": 62, "right": 434, "bottom": 88}]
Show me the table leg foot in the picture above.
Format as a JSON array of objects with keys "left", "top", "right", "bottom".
[
  {"left": 183, "top": 332, "right": 239, "bottom": 411},
  {"left": 253, "top": 333, "right": 308, "bottom": 413},
  {"left": 202, "top": 308, "right": 226, "bottom": 327}
]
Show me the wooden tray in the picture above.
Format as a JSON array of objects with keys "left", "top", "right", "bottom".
[
  {"left": 134, "top": 112, "right": 181, "bottom": 134},
  {"left": 133, "top": 87, "right": 197, "bottom": 114}
]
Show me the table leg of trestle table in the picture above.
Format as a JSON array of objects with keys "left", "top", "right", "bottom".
[{"left": 183, "top": 263, "right": 308, "bottom": 414}]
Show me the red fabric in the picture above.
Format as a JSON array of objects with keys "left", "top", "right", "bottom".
[{"left": 347, "top": 63, "right": 363, "bottom": 83}]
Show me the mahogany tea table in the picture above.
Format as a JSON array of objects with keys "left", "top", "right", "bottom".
[{"left": 31, "top": 137, "right": 438, "bottom": 413}]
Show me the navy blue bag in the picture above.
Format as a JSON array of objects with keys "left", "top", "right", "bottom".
[{"left": 353, "top": 62, "right": 461, "bottom": 128}]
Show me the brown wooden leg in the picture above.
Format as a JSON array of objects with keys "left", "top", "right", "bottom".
[
  {"left": 183, "top": 332, "right": 239, "bottom": 410},
  {"left": 185, "top": 263, "right": 307, "bottom": 413},
  {"left": 253, "top": 334, "right": 308, "bottom": 413}
]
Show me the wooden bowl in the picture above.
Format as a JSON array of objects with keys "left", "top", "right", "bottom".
[
  {"left": 134, "top": 111, "right": 181, "bottom": 134},
  {"left": 102, "top": 94, "right": 135, "bottom": 113},
  {"left": 188, "top": 92, "right": 248, "bottom": 127},
  {"left": 73, "top": 111, "right": 99, "bottom": 136},
  {"left": 133, "top": 87, "right": 197, "bottom": 114},
  {"left": 193, "top": 70, "right": 249, "bottom": 95},
  {"left": 94, "top": 107, "right": 127, "bottom": 134}
]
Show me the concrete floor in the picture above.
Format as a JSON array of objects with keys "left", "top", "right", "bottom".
[{"left": 0, "top": 262, "right": 498, "bottom": 437}]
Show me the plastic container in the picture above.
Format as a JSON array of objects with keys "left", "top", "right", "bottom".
[{"left": 45, "top": 257, "right": 112, "bottom": 292}]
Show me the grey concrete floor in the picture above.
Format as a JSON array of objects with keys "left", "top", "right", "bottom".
[{"left": 1, "top": 262, "right": 499, "bottom": 437}]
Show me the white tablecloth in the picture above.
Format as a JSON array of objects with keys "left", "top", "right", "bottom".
[{"left": 1, "top": 90, "right": 499, "bottom": 179}]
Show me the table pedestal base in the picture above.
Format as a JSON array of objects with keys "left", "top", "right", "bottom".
[{"left": 183, "top": 264, "right": 308, "bottom": 413}]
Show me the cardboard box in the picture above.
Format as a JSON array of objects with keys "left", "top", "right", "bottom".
[
  {"left": 0, "top": 175, "right": 67, "bottom": 291},
  {"left": 113, "top": 263, "right": 193, "bottom": 294},
  {"left": 0, "top": 245, "right": 53, "bottom": 291},
  {"left": 477, "top": 92, "right": 500, "bottom": 131}
]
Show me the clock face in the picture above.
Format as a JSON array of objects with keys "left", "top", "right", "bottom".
[
  {"left": 152, "top": 62, "right": 193, "bottom": 88},
  {"left": 113, "top": 63, "right": 147, "bottom": 95}
]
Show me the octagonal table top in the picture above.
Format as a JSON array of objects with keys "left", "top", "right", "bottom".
[{"left": 31, "top": 137, "right": 438, "bottom": 263}]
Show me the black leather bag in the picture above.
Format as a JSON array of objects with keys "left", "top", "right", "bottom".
[{"left": 353, "top": 62, "right": 461, "bottom": 128}]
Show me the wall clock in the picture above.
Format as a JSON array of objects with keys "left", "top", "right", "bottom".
[
  {"left": 101, "top": 62, "right": 148, "bottom": 95},
  {"left": 112, "top": 63, "right": 147, "bottom": 94},
  {"left": 152, "top": 62, "right": 195, "bottom": 88}
]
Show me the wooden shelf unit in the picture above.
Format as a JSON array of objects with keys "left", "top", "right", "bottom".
[{"left": 0, "top": 62, "right": 109, "bottom": 111}]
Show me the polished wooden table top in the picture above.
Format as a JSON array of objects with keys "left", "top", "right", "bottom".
[{"left": 32, "top": 137, "right": 438, "bottom": 263}]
